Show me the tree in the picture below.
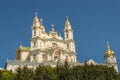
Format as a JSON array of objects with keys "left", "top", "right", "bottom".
[
  {"left": 1, "top": 64, "right": 120, "bottom": 80},
  {"left": 34, "top": 65, "right": 57, "bottom": 80},
  {"left": 15, "top": 66, "right": 34, "bottom": 80},
  {"left": 0, "top": 70, "right": 15, "bottom": 80}
]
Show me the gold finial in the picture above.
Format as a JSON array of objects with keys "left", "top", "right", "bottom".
[
  {"left": 40, "top": 18, "right": 43, "bottom": 25},
  {"left": 34, "top": 12, "right": 39, "bottom": 21},
  {"left": 51, "top": 24, "right": 55, "bottom": 31},
  {"left": 40, "top": 18, "right": 43, "bottom": 22},
  {"left": 50, "top": 24, "right": 57, "bottom": 36},
  {"left": 20, "top": 43, "right": 22, "bottom": 48},
  {"left": 35, "top": 12, "right": 38, "bottom": 17},
  {"left": 65, "top": 16, "right": 70, "bottom": 26},
  {"left": 33, "top": 12, "right": 41, "bottom": 27},
  {"left": 66, "top": 16, "right": 69, "bottom": 21},
  {"left": 107, "top": 41, "right": 110, "bottom": 50},
  {"left": 66, "top": 16, "right": 69, "bottom": 23}
]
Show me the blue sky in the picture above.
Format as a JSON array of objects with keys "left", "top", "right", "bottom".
[{"left": 0, "top": 0, "right": 120, "bottom": 70}]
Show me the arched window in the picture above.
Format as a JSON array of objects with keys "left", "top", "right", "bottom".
[
  {"left": 66, "top": 33, "right": 68, "bottom": 38},
  {"left": 42, "top": 54, "right": 45, "bottom": 60},
  {"left": 33, "top": 42, "right": 36, "bottom": 48},
  {"left": 34, "top": 31, "right": 36, "bottom": 36}
]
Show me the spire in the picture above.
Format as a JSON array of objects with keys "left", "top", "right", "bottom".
[
  {"left": 104, "top": 41, "right": 114, "bottom": 56},
  {"left": 34, "top": 12, "right": 39, "bottom": 22},
  {"left": 33, "top": 12, "right": 40, "bottom": 27},
  {"left": 65, "top": 16, "right": 71, "bottom": 26},
  {"left": 40, "top": 18, "right": 43, "bottom": 26},
  {"left": 35, "top": 12, "right": 37, "bottom": 17},
  {"left": 64, "top": 16, "right": 73, "bottom": 31},
  {"left": 107, "top": 41, "right": 110, "bottom": 50}
]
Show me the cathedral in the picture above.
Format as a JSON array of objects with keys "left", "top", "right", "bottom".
[{"left": 5, "top": 13, "right": 118, "bottom": 72}]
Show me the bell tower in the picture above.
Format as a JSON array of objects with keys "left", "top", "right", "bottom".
[
  {"left": 64, "top": 16, "right": 73, "bottom": 40},
  {"left": 104, "top": 41, "right": 118, "bottom": 72},
  {"left": 32, "top": 12, "right": 41, "bottom": 37},
  {"left": 64, "top": 17, "right": 75, "bottom": 52},
  {"left": 31, "top": 13, "right": 46, "bottom": 49}
]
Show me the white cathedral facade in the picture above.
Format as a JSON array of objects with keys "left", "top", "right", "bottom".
[
  {"left": 5, "top": 13, "right": 118, "bottom": 72},
  {"left": 16, "top": 14, "right": 76, "bottom": 64}
]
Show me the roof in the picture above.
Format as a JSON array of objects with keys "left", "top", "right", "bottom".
[
  {"left": 20, "top": 46, "right": 31, "bottom": 51},
  {"left": 87, "top": 59, "right": 97, "bottom": 65}
]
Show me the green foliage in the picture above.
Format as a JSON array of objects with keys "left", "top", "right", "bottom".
[
  {"left": 0, "top": 70, "right": 15, "bottom": 80},
  {"left": 34, "top": 65, "right": 57, "bottom": 80},
  {"left": 72, "top": 64, "right": 119, "bottom": 80},
  {"left": 1, "top": 64, "right": 120, "bottom": 80},
  {"left": 15, "top": 66, "right": 34, "bottom": 80}
]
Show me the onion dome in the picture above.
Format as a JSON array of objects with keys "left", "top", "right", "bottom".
[
  {"left": 49, "top": 24, "right": 58, "bottom": 37},
  {"left": 104, "top": 41, "right": 114, "bottom": 56}
]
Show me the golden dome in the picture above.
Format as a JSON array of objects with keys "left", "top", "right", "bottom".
[
  {"left": 104, "top": 41, "right": 114, "bottom": 56},
  {"left": 105, "top": 49, "right": 114, "bottom": 56},
  {"left": 42, "top": 31, "right": 46, "bottom": 34}
]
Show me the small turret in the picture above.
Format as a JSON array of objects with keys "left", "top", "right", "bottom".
[{"left": 49, "top": 24, "right": 58, "bottom": 37}]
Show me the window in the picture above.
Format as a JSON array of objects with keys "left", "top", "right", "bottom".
[
  {"left": 33, "top": 54, "right": 36, "bottom": 59},
  {"left": 66, "top": 33, "right": 68, "bottom": 38},
  {"left": 67, "top": 44, "right": 69, "bottom": 49},
  {"left": 54, "top": 56, "right": 59, "bottom": 61},
  {"left": 33, "top": 42, "right": 36, "bottom": 48},
  {"left": 33, "top": 31, "right": 36, "bottom": 36},
  {"left": 42, "top": 54, "right": 45, "bottom": 59},
  {"left": 52, "top": 43, "right": 56, "bottom": 47}
]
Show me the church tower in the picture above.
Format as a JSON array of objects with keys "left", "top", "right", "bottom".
[
  {"left": 64, "top": 16, "right": 73, "bottom": 40},
  {"left": 31, "top": 13, "right": 47, "bottom": 50},
  {"left": 31, "top": 13, "right": 46, "bottom": 38},
  {"left": 104, "top": 41, "right": 118, "bottom": 72},
  {"left": 64, "top": 17, "right": 75, "bottom": 52}
]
